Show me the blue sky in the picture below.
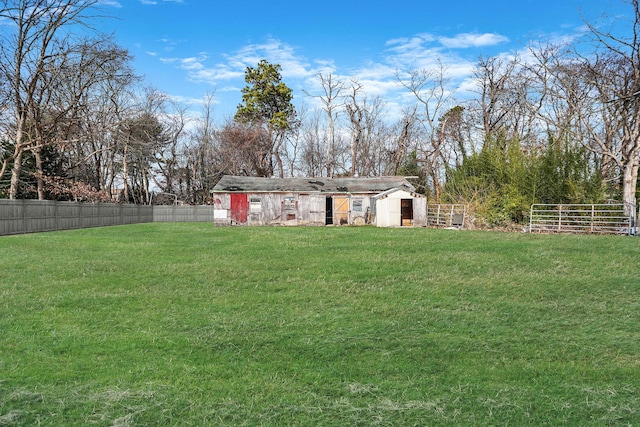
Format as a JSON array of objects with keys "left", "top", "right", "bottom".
[{"left": 99, "top": 0, "right": 629, "bottom": 121}]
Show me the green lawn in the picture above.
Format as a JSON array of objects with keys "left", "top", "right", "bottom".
[{"left": 1, "top": 224, "right": 639, "bottom": 426}]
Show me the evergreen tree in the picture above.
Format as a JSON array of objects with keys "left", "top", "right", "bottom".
[{"left": 235, "top": 60, "right": 296, "bottom": 177}]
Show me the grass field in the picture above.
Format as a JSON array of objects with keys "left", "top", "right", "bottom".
[{"left": 1, "top": 224, "right": 639, "bottom": 426}]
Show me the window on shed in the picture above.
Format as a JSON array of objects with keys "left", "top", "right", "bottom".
[
  {"left": 250, "top": 197, "right": 262, "bottom": 213},
  {"left": 284, "top": 196, "right": 296, "bottom": 210},
  {"left": 352, "top": 198, "right": 363, "bottom": 212}
]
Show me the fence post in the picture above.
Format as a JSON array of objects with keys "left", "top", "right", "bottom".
[
  {"left": 529, "top": 205, "right": 534, "bottom": 233},
  {"left": 462, "top": 205, "right": 466, "bottom": 229},
  {"left": 449, "top": 204, "right": 454, "bottom": 227},
  {"left": 590, "top": 204, "right": 595, "bottom": 233},
  {"left": 632, "top": 200, "right": 638, "bottom": 236},
  {"left": 634, "top": 200, "right": 638, "bottom": 236},
  {"left": 22, "top": 199, "right": 26, "bottom": 234},
  {"left": 558, "top": 204, "right": 562, "bottom": 232}
]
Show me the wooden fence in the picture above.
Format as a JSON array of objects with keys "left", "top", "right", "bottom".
[
  {"left": 529, "top": 203, "right": 636, "bottom": 235},
  {"left": 0, "top": 200, "right": 215, "bottom": 236},
  {"left": 152, "top": 205, "right": 215, "bottom": 223},
  {"left": 426, "top": 204, "right": 467, "bottom": 229}
]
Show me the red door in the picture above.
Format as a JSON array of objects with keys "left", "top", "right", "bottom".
[{"left": 230, "top": 194, "right": 248, "bottom": 224}]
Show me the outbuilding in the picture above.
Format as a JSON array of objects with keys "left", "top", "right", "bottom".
[{"left": 211, "top": 175, "right": 426, "bottom": 227}]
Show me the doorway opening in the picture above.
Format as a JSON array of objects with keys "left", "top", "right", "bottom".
[
  {"left": 401, "top": 199, "right": 413, "bottom": 226},
  {"left": 325, "top": 196, "right": 333, "bottom": 225}
]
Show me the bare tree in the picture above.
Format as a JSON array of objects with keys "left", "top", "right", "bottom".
[
  {"left": 281, "top": 103, "right": 309, "bottom": 177},
  {"left": 527, "top": 1, "right": 640, "bottom": 215},
  {"left": 344, "top": 79, "right": 364, "bottom": 176},
  {"left": 389, "top": 106, "right": 419, "bottom": 175},
  {"left": 344, "top": 89, "right": 390, "bottom": 177},
  {"left": 39, "top": 38, "right": 134, "bottom": 200},
  {"left": 582, "top": 2, "right": 640, "bottom": 214},
  {"left": 472, "top": 55, "right": 524, "bottom": 145},
  {"left": 0, "top": 0, "right": 105, "bottom": 199},
  {"left": 153, "top": 98, "right": 189, "bottom": 197},
  {"left": 305, "top": 73, "right": 344, "bottom": 177},
  {"left": 298, "top": 110, "right": 326, "bottom": 177},
  {"left": 182, "top": 95, "right": 220, "bottom": 204},
  {"left": 398, "top": 60, "right": 453, "bottom": 201},
  {"left": 216, "top": 120, "right": 273, "bottom": 177}
]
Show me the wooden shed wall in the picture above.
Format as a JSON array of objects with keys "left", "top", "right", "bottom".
[{"left": 212, "top": 192, "right": 375, "bottom": 226}]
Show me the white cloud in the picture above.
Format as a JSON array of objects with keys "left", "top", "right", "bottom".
[
  {"left": 158, "top": 37, "right": 317, "bottom": 88},
  {"left": 149, "top": 31, "right": 517, "bottom": 123},
  {"left": 99, "top": 0, "right": 122, "bottom": 6},
  {"left": 140, "top": 0, "right": 184, "bottom": 4},
  {"left": 438, "top": 32, "right": 510, "bottom": 48},
  {"left": 227, "top": 37, "right": 313, "bottom": 79},
  {"left": 386, "top": 34, "right": 437, "bottom": 55},
  {"left": 179, "top": 56, "right": 206, "bottom": 71},
  {"left": 191, "top": 65, "right": 245, "bottom": 82}
]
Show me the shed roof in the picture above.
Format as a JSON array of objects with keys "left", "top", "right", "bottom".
[
  {"left": 213, "top": 175, "right": 415, "bottom": 194},
  {"left": 372, "top": 187, "right": 426, "bottom": 200}
]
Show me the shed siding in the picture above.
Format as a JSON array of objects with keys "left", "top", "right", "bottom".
[
  {"left": 375, "top": 189, "right": 427, "bottom": 227},
  {"left": 299, "top": 194, "right": 326, "bottom": 225},
  {"left": 211, "top": 176, "right": 423, "bottom": 227},
  {"left": 213, "top": 191, "right": 380, "bottom": 226}
]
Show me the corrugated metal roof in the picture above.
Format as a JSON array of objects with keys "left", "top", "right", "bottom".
[{"left": 213, "top": 175, "right": 415, "bottom": 193}]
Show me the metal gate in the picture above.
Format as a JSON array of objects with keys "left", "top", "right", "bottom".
[{"left": 529, "top": 203, "right": 636, "bottom": 235}]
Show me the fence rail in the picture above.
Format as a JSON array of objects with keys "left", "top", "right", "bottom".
[
  {"left": 0, "top": 200, "right": 215, "bottom": 236},
  {"left": 426, "top": 204, "right": 467, "bottom": 229},
  {"left": 529, "top": 203, "right": 636, "bottom": 235}
]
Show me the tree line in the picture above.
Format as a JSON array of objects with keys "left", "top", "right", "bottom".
[{"left": 1, "top": 0, "right": 639, "bottom": 226}]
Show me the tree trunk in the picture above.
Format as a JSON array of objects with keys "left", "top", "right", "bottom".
[
  {"left": 351, "top": 132, "right": 359, "bottom": 176},
  {"left": 122, "top": 143, "right": 129, "bottom": 202},
  {"left": 8, "top": 119, "right": 27, "bottom": 200},
  {"left": 35, "top": 146, "right": 45, "bottom": 200},
  {"left": 9, "top": 150, "right": 23, "bottom": 200},
  {"left": 143, "top": 169, "right": 150, "bottom": 205},
  {"left": 431, "top": 169, "right": 441, "bottom": 203},
  {"left": 327, "top": 113, "right": 334, "bottom": 177},
  {"left": 622, "top": 158, "right": 639, "bottom": 217},
  {"left": 274, "top": 133, "right": 285, "bottom": 178}
]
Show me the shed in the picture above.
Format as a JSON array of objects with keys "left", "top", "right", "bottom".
[
  {"left": 211, "top": 175, "right": 427, "bottom": 227},
  {"left": 372, "top": 187, "right": 427, "bottom": 227}
]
